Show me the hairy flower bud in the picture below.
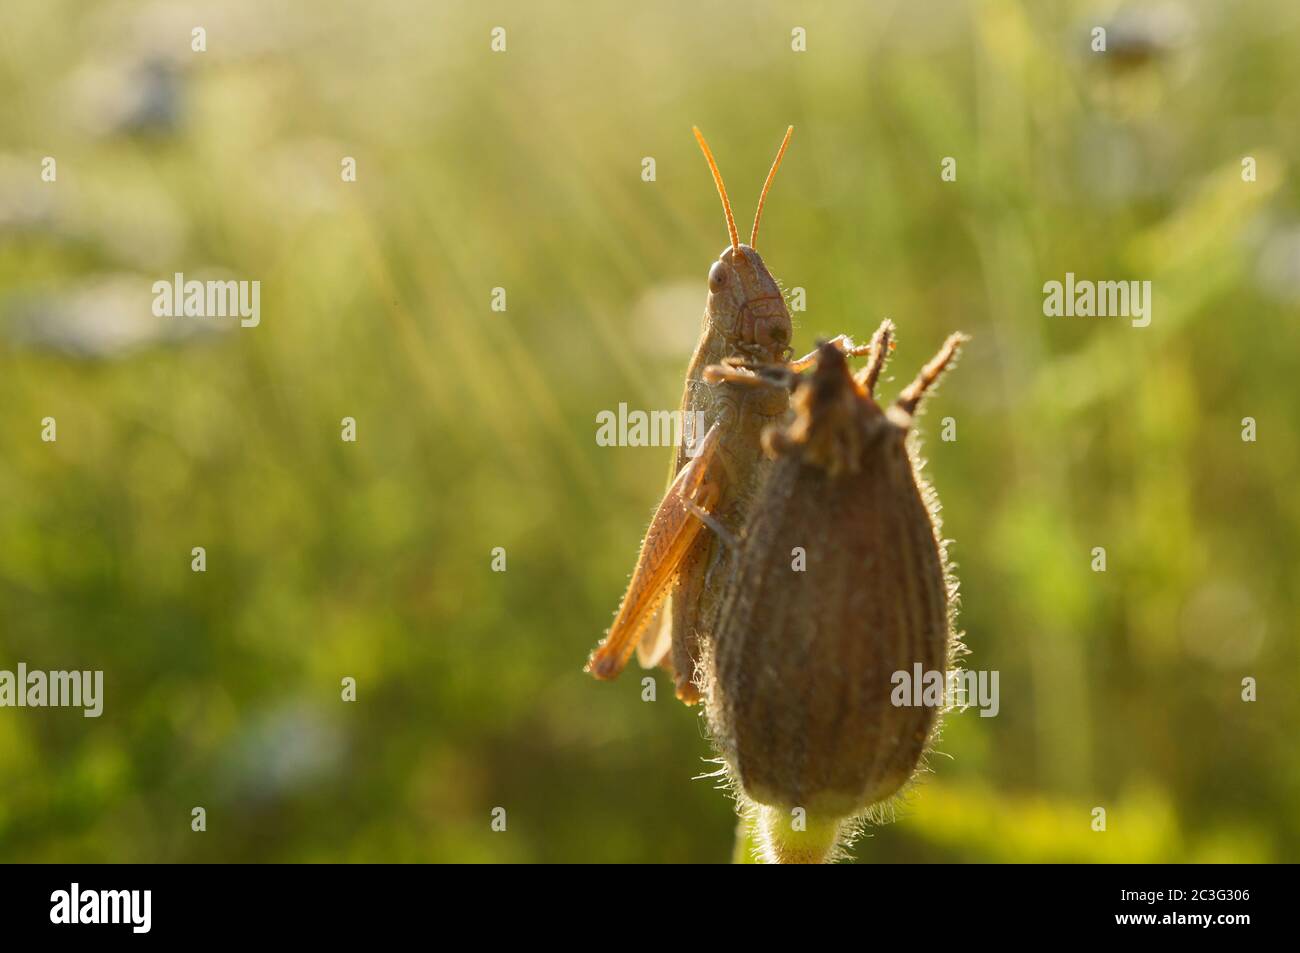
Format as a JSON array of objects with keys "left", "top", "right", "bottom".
[{"left": 704, "top": 327, "right": 966, "bottom": 862}]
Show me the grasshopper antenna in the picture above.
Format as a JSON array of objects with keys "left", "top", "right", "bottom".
[
  {"left": 693, "top": 126, "right": 739, "bottom": 252},
  {"left": 750, "top": 125, "right": 793, "bottom": 249}
]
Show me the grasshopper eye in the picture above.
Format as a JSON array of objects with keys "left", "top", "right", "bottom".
[{"left": 708, "top": 261, "right": 729, "bottom": 293}]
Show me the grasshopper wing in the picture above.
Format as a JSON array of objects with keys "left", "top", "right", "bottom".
[{"left": 636, "top": 599, "right": 674, "bottom": 670}]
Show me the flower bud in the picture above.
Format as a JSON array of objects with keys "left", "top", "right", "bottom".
[{"left": 704, "top": 329, "right": 966, "bottom": 862}]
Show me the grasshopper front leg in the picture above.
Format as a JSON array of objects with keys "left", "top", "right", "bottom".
[
  {"left": 707, "top": 328, "right": 888, "bottom": 391},
  {"left": 586, "top": 423, "right": 726, "bottom": 682}
]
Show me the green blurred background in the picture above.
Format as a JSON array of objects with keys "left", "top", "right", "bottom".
[{"left": 1, "top": 0, "right": 1297, "bottom": 863}]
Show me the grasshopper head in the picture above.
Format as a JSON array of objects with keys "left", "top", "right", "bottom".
[
  {"left": 694, "top": 126, "right": 795, "bottom": 362},
  {"left": 706, "top": 244, "right": 791, "bottom": 360}
]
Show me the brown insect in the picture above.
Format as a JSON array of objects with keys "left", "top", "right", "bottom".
[
  {"left": 701, "top": 324, "right": 967, "bottom": 862},
  {"left": 585, "top": 127, "right": 867, "bottom": 703}
]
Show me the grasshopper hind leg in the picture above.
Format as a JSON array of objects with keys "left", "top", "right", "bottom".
[{"left": 586, "top": 423, "right": 724, "bottom": 686}]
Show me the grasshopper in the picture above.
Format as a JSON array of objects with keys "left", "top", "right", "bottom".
[{"left": 586, "top": 127, "right": 871, "bottom": 703}]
